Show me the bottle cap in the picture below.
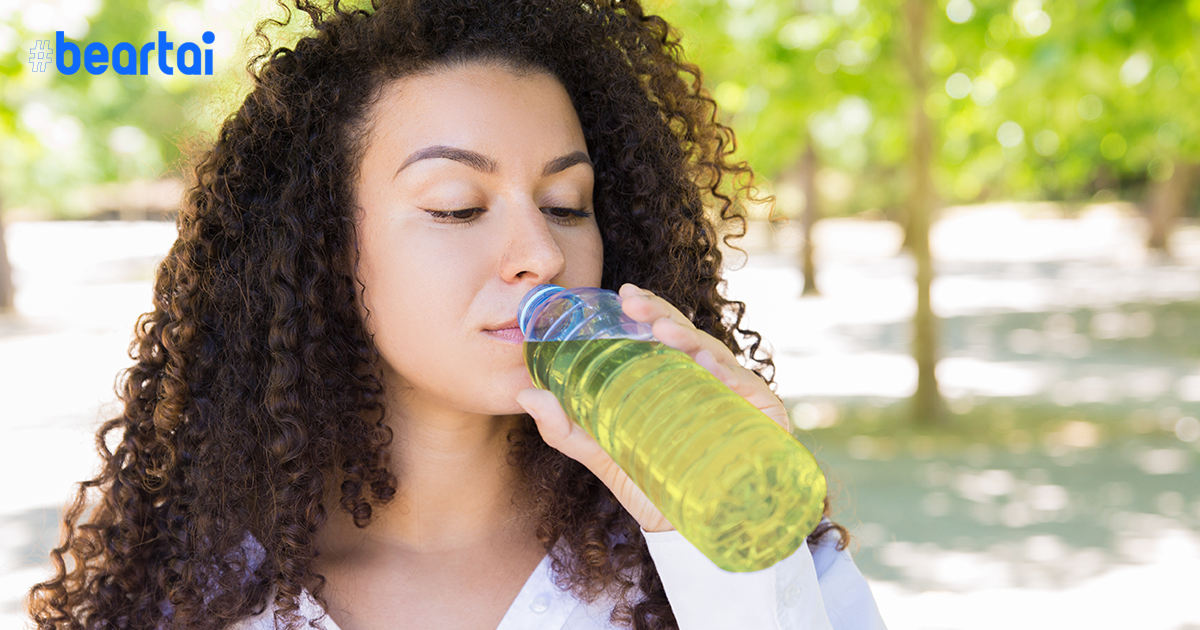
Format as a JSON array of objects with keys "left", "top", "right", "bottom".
[{"left": 518, "top": 284, "right": 567, "bottom": 337}]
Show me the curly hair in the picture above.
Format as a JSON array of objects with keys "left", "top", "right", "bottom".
[{"left": 27, "top": 1, "right": 846, "bottom": 628}]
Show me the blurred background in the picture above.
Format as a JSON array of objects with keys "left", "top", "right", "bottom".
[{"left": 1, "top": 0, "right": 1198, "bottom": 629}]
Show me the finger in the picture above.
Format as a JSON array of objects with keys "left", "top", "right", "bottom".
[
  {"left": 647, "top": 316, "right": 749, "bottom": 392},
  {"left": 618, "top": 282, "right": 652, "bottom": 300},
  {"left": 695, "top": 350, "right": 790, "bottom": 432},
  {"left": 619, "top": 284, "right": 695, "bottom": 330},
  {"left": 650, "top": 317, "right": 719, "bottom": 356},
  {"left": 693, "top": 348, "right": 735, "bottom": 384},
  {"left": 516, "top": 387, "right": 675, "bottom": 532},
  {"left": 618, "top": 284, "right": 698, "bottom": 336},
  {"left": 515, "top": 388, "right": 609, "bottom": 472},
  {"left": 618, "top": 285, "right": 737, "bottom": 365},
  {"left": 516, "top": 389, "right": 633, "bottom": 495},
  {"left": 617, "top": 284, "right": 789, "bottom": 431},
  {"left": 620, "top": 288, "right": 772, "bottom": 405}
]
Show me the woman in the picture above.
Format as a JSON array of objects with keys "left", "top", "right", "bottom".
[{"left": 28, "top": 0, "right": 885, "bottom": 628}]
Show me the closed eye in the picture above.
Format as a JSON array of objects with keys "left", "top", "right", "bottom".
[
  {"left": 544, "top": 207, "right": 594, "bottom": 224},
  {"left": 424, "top": 207, "right": 593, "bottom": 226},
  {"left": 426, "top": 208, "right": 485, "bottom": 224}
]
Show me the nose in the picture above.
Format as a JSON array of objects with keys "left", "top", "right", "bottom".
[{"left": 499, "top": 201, "right": 566, "bottom": 284}]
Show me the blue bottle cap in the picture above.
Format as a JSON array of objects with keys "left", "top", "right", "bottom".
[{"left": 518, "top": 284, "right": 567, "bottom": 337}]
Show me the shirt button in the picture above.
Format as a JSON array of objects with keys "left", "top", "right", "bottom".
[
  {"left": 530, "top": 594, "right": 550, "bottom": 613},
  {"left": 783, "top": 583, "right": 803, "bottom": 607}
]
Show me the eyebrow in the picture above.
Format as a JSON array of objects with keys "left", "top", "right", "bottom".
[
  {"left": 394, "top": 146, "right": 592, "bottom": 178},
  {"left": 541, "top": 151, "right": 593, "bottom": 176}
]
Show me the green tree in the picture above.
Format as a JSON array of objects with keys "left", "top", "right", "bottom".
[
  {"left": 927, "top": 0, "right": 1199, "bottom": 241},
  {"left": 655, "top": 0, "right": 904, "bottom": 296},
  {"left": 657, "top": 0, "right": 1198, "bottom": 424},
  {"left": 900, "top": 0, "right": 943, "bottom": 425},
  {"left": 0, "top": 0, "right": 235, "bottom": 311},
  {"left": 658, "top": 0, "right": 947, "bottom": 424}
]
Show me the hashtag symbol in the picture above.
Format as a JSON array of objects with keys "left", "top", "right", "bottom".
[{"left": 27, "top": 40, "right": 54, "bottom": 73}]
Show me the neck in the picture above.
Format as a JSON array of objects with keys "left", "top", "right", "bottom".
[{"left": 321, "top": 381, "right": 538, "bottom": 557}]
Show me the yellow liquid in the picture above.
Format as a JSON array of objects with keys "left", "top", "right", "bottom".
[{"left": 525, "top": 338, "right": 827, "bottom": 572}]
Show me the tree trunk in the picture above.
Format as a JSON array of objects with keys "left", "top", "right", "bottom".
[
  {"left": 0, "top": 198, "right": 14, "bottom": 313},
  {"left": 903, "top": 0, "right": 943, "bottom": 425},
  {"left": 800, "top": 141, "right": 820, "bottom": 297},
  {"left": 1147, "top": 160, "right": 1198, "bottom": 254}
]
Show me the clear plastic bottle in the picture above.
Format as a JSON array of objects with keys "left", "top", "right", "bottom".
[{"left": 518, "top": 284, "right": 827, "bottom": 572}]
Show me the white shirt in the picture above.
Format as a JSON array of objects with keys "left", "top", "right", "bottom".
[{"left": 227, "top": 526, "right": 887, "bottom": 630}]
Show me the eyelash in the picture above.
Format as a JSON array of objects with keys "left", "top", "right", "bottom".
[{"left": 425, "top": 207, "right": 593, "bottom": 225}]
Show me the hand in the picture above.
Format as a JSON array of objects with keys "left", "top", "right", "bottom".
[{"left": 515, "top": 283, "right": 790, "bottom": 534}]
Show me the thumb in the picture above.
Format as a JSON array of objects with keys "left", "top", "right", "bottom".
[
  {"left": 516, "top": 388, "right": 674, "bottom": 533},
  {"left": 515, "top": 388, "right": 574, "bottom": 446},
  {"left": 515, "top": 388, "right": 610, "bottom": 472}
]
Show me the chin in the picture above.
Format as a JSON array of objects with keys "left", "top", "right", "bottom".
[
  {"left": 496, "top": 388, "right": 537, "bottom": 417},
  {"left": 467, "top": 379, "right": 539, "bottom": 417},
  {"left": 498, "top": 404, "right": 531, "bottom": 418}
]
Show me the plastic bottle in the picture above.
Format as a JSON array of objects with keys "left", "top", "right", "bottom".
[{"left": 518, "top": 284, "right": 827, "bottom": 572}]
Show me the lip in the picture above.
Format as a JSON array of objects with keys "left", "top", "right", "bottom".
[
  {"left": 485, "top": 318, "right": 520, "bottom": 331},
  {"left": 482, "top": 327, "right": 524, "bottom": 344}
]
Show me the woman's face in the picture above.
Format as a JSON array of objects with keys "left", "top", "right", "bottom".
[{"left": 354, "top": 61, "right": 604, "bottom": 417}]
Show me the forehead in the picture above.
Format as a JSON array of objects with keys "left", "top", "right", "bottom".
[{"left": 359, "top": 62, "right": 587, "bottom": 164}]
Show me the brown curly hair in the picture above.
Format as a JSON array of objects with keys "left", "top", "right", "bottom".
[{"left": 27, "top": 0, "right": 845, "bottom": 628}]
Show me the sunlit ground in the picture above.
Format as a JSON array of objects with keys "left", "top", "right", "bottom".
[
  {"left": 1, "top": 204, "right": 1198, "bottom": 629},
  {"left": 726, "top": 203, "right": 1200, "bottom": 630}
]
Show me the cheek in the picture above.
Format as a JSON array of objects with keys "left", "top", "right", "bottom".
[
  {"left": 358, "top": 259, "right": 467, "bottom": 394},
  {"left": 572, "top": 226, "right": 605, "bottom": 286},
  {"left": 360, "top": 221, "right": 479, "bottom": 307},
  {"left": 356, "top": 229, "right": 477, "bottom": 358}
]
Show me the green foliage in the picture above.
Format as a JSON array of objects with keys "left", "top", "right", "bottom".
[
  {"left": 932, "top": 0, "right": 1200, "bottom": 204},
  {"left": 654, "top": 0, "right": 911, "bottom": 217},
  {"left": 0, "top": 0, "right": 227, "bottom": 217},
  {"left": 5, "top": 0, "right": 1196, "bottom": 217},
  {"left": 654, "top": 0, "right": 1200, "bottom": 214}
]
